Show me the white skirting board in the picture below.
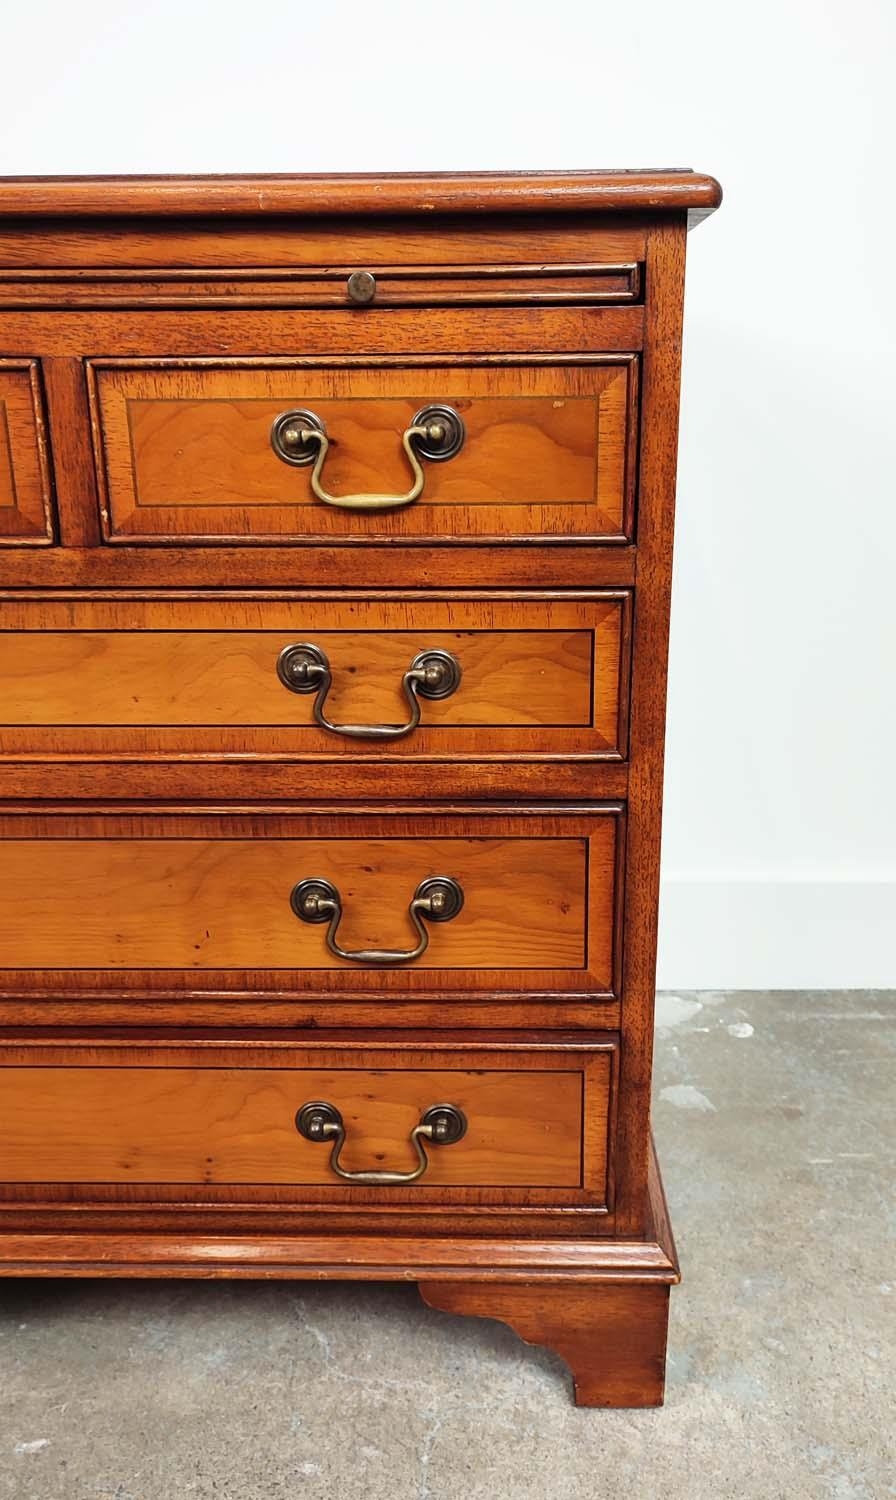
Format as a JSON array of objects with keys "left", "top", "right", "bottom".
[{"left": 656, "top": 878, "right": 896, "bottom": 989}]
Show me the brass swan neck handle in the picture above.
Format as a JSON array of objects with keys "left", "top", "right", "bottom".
[
  {"left": 295, "top": 1101, "right": 467, "bottom": 1184},
  {"left": 270, "top": 404, "right": 465, "bottom": 512},
  {"left": 277, "top": 642, "right": 461, "bottom": 741},
  {"left": 290, "top": 875, "right": 464, "bottom": 966}
]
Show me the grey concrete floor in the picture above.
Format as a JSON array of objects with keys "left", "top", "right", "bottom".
[{"left": 0, "top": 990, "right": 892, "bottom": 1499}]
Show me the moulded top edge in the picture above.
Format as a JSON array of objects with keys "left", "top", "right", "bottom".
[{"left": 0, "top": 170, "right": 723, "bottom": 224}]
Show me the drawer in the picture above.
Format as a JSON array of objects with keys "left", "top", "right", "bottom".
[
  {"left": 0, "top": 805, "right": 623, "bottom": 1004},
  {"left": 0, "top": 1034, "right": 616, "bottom": 1207},
  {"left": 0, "top": 591, "right": 629, "bottom": 762},
  {"left": 88, "top": 357, "right": 637, "bottom": 544},
  {"left": 0, "top": 360, "right": 54, "bottom": 545}
]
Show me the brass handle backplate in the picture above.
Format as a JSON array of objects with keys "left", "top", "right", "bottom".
[
  {"left": 295, "top": 1100, "right": 467, "bottom": 1184},
  {"left": 276, "top": 642, "right": 461, "bottom": 740},
  {"left": 290, "top": 874, "right": 463, "bottom": 965},
  {"left": 270, "top": 403, "right": 465, "bottom": 511}
]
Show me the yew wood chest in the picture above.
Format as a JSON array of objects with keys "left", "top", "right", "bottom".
[{"left": 0, "top": 170, "right": 720, "bottom": 1406}]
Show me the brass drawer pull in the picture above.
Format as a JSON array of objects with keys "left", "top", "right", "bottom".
[
  {"left": 276, "top": 642, "right": 461, "bottom": 740},
  {"left": 270, "top": 403, "right": 465, "bottom": 511},
  {"left": 295, "top": 1100, "right": 467, "bottom": 1184},
  {"left": 346, "top": 269, "right": 377, "bottom": 304},
  {"left": 290, "top": 874, "right": 463, "bottom": 965}
]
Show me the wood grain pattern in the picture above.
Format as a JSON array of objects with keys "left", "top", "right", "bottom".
[
  {"left": 0, "top": 1229, "right": 670, "bottom": 1276},
  {"left": 0, "top": 805, "right": 621, "bottom": 998},
  {"left": 0, "top": 836, "right": 585, "bottom": 970},
  {"left": 91, "top": 360, "right": 636, "bottom": 543},
  {"left": 419, "top": 1280, "right": 670, "bottom": 1407},
  {"left": 0, "top": 545, "right": 638, "bottom": 592},
  {"left": 0, "top": 1131, "right": 677, "bottom": 1262},
  {"left": 0, "top": 759, "right": 630, "bottom": 809},
  {"left": 0, "top": 306, "right": 644, "bottom": 360},
  {"left": 0, "top": 591, "right": 628, "bottom": 761},
  {"left": 0, "top": 216, "right": 649, "bottom": 277},
  {"left": 0, "top": 263, "right": 640, "bottom": 311},
  {"left": 614, "top": 219, "right": 688, "bottom": 1237},
  {"left": 418, "top": 1136, "right": 676, "bottom": 1404},
  {"left": 0, "top": 170, "right": 722, "bottom": 220},
  {"left": 0, "top": 1229, "right": 669, "bottom": 1266},
  {"left": 0, "top": 218, "right": 648, "bottom": 271},
  {"left": 40, "top": 358, "right": 101, "bottom": 547},
  {"left": 0, "top": 1066, "right": 587, "bottom": 1190},
  {"left": 0, "top": 361, "right": 55, "bottom": 544}
]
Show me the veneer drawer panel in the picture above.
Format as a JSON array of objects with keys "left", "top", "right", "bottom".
[
  {"left": 0, "top": 1067, "right": 582, "bottom": 1188},
  {"left": 89, "top": 359, "right": 637, "bottom": 544},
  {"left": 0, "top": 1035, "right": 616, "bottom": 1206},
  {"left": 0, "top": 360, "right": 54, "bottom": 545},
  {"left": 0, "top": 592, "right": 628, "bottom": 762},
  {"left": 0, "top": 806, "right": 622, "bottom": 1001}
]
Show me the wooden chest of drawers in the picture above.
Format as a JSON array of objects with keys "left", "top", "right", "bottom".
[{"left": 0, "top": 170, "right": 720, "bottom": 1407}]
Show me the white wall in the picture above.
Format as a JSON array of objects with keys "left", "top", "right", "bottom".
[{"left": 2, "top": 0, "right": 893, "bottom": 987}]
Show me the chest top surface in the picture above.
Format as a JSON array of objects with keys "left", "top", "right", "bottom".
[{"left": 0, "top": 169, "right": 722, "bottom": 224}]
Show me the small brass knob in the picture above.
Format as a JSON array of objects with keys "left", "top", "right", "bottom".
[{"left": 347, "top": 270, "right": 376, "bottom": 305}]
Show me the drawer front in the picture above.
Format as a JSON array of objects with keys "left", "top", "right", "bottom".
[
  {"left": 0, "top": 592, "right": 628, "bottom": 761},
  {"left": 0, "top": 360, "right": 54, "bottom": 545},
  {"left": 0, "top": 807, "right": 622, "bottom": 1001},
  {"left": 0, "top": 1036, "right": 615, "bottom": 1206},
  {"left": 89, "top": 358, "right": 637, "bottom": 544}
]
